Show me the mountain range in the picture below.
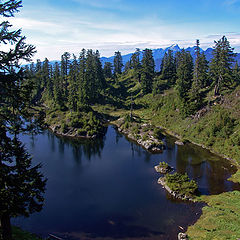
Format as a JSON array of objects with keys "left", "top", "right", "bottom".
[{"left": 100, "top": 44, "right": 240, "bottom": 72}]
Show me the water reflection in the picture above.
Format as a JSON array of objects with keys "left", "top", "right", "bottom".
[
  {"left": 164, "top": 135, "right": 240, "bottom": 195},
  {"left": 14, "top": 126, "right": 240, "bottom": 240}
]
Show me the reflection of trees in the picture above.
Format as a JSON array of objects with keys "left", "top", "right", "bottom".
[
  {"left": 174, "top": 140, "right": 240, "bottom": 195},
  {"left": 54, "top": 127, "right": 107, "bottom": 163},
  {"left": 47, "top": 131, "right": 56, "bottom": 153},
  {"left": 115, "top": 129, "right": 123, "bottom": 144}
]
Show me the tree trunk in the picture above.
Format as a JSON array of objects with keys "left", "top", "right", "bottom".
[{"left": 1, "top": 213, "right": 12, "bottom": 240}]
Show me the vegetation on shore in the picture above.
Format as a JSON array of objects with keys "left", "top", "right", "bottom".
[
  {"left": 162, "top": 172, "right": 198, "bottom": 199},
  {"left": 11, "top": 227, "right": 41, "bottom": 240},
  {"left": 2, "top": 0, "right": 240, "bottom": 237},
  {"left": 187, "top": 190, "right": 240, "bottom": 240}
]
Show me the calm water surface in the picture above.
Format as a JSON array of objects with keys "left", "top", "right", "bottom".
[{"left": 13, "top": 126, "right": 239, "bottom": 240}]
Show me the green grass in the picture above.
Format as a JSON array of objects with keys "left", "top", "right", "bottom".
[
  {"left": 133, "top": 87, "right": 240, "bottom": 165},
  {"left": 12, "top": 226, "right": 41, "bottom": 240},
  {"left": 187, "top": 191, "right": 240, "bottom": 240},
  {"left": 228, "top": 169, "right": 240, "bottom": 183}
]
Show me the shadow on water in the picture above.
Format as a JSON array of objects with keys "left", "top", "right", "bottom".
[
  {"left": 14, "top": 126, "right": 239, "bottom": 240},
  {"left": 164, "top": 135, "right": 240, "bottom": 195}
]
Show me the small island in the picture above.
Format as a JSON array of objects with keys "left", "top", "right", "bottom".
[
  {"left": 158, "top": 172, "right": 198, "bottom": 201},
  {"left": 115, "top": 115, "right": 165, "bottom": 153},
  {"left": 154, "top": 161, "right": 173, "bottom": 174}
]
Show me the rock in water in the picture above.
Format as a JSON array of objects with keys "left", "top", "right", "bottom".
[{"left": 178, "top": 232, "right": 188, "bottom": 240}]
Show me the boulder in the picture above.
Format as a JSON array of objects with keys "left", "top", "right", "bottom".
[
  {"left": 175, "top": 140, "right": 184, "bottom": 146},
  {"left": 178, "top": 232, "right": 188, "bottom": 240}
]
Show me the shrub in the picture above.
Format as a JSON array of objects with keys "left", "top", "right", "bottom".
[
  {"left": 165, "top": 172, "right": 198, "bottom": 197},
  {"left": 158, "top": 161, "right": 169, "bottom": 168}
]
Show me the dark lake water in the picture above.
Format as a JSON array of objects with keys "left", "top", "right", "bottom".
[{"left": 13, "top": 126, "right": 239, "bottom": 240}]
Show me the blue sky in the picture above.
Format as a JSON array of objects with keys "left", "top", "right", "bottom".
[{"left": 8, "top": 0, "right": 240, "bottom": 61}]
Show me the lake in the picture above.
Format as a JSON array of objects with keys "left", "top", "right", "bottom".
[{"left": 13, "top": 125, "right": 239, "bottom": 240}]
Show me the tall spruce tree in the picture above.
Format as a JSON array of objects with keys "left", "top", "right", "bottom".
[
  {"left": 0, "top": 1, "right": 46, "bottom": 240},
  {"left": 53, "top": 62, "right": 64, "bottom": 107},
  {"left": 113, "top": 51, "right": 123, "bottom": 75},
  {"left": 60, "top": 52, "right": 71, "bottom": 99},
  {"left": 68, "top": 54, "right": 79, "bottom": 111},
  {"left": 210, "top": 36, "right": 236, "bottom": 95},
  {"left": 175, "top": 49, "right": 193, "bottom": 115},
  {"left": 103, "top": 62, "right": 113, "bottom": 79},
  {"left": 130, "top": 48, "right": 141, "bottom": 82},
  {"left": 175, "top": 49, "right": 193, "bottom": 100},
  {"left": 160, "top": 49, "right": 176, "bottom": 86},
  {"left": 189, "top": 40, "right": 208, "bottom": 113},
  {"left": 141, "top": 48, "right": 155, "bottom": 94},
  {"left": 78, "top": 48, "right": 87, "bottom": 106}
]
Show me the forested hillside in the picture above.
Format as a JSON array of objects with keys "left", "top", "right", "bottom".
[{"left": 27, "top": 36, "right": 240, "bottom": 164}]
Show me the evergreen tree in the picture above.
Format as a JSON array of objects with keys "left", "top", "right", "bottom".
[
  {"left": 0, "top": 1, "right": 46, "bottom": 239},
  {"left": 130, "top": 48, "right": 141, "bottom": 82},
  {"left": 0, "top": 129, "right": 46, "bottom": 240},
  {"left": 189, "top": 40, "right": 208, "bottom": 113},
  {"left": 160, "top": 49, "right": 176, "bottom": 85},
  {"left": 42, "top": 58, "right": 53, "bottom": 99},
  {"left": 141, "top": 48, "right": 155, "bottom": 94},
  {"left": 103, "top": 62, "right": 112, "bottom": 79},
  {"left": 53, "top": 62, "right": 63, "bottom": 107},
  {"left": 60, "top": 52, "right": 71, "bottom": 99},
  {"left": 113, "top": 51, "right": 123, "bottom": 75},
  {"left": 68, "top": 54, "right": 79, "bottom": 111},
  {"left": 210, "top": 36, "right": 236, "bottom": 95},
  {"left": 175, "top": 49, "right": 193, "bottom": 101},
  {"left": 78, "top": 48, "right": 87, "bottom": 106},
  {"left": 94, "top": 50, "right": 106, "bottom": 94},
  {"left": 233, "top": 61, "right": 240, "bottom": 86},
  {"left": 124, "top": 60, "right": 131, "bottom": 73}
]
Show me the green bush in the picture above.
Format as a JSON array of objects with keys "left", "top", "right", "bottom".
[
  {"left": 142, "top": 133, "right": 149, "bottom": 141},
  {"left": 165, "top": 172, "right": 198, "bottom": 197},
  {"left": 158, "top": 161, "right": 169, "bottom": 168}
]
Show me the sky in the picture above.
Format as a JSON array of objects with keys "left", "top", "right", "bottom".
[{"left": 5, "top": 0, "right": 240, "bottom": 61}]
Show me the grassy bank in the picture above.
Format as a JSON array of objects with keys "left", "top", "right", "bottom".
[
  {"left": 11, "top": 226, "right": 41, "bottom": 240},
  {"left": 134, "top": 87, "right": 240, "bottom": 165},
  {"left": 187, "top": 189, "right": 240, "bottom": 240}
]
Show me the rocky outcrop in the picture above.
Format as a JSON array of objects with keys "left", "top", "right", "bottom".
[
  {"left": 175, "top": 140, "right": 184, "bottom": 146},
  {"left": 158, "top": 177, "right": 195, "bottom": 201},
  {"left": 49, "top": 124, "right": 98, "bottom": 139},
  {"left": 154, "top": 164, "right": 173, "bottom": 174},
  {"left": 117, "top": 126, "right": 165, "bottom": 153},
  {"left": 178, "top": 232, "right": 188, "bottom": 240}
]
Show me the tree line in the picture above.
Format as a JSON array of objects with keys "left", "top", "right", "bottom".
[{"left": 28, "top": 36, "right": 239, "bottom": 116}]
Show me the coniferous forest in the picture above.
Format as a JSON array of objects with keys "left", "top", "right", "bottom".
[{"left": 1, "top": 0, "right": 240, "bottom": 240}]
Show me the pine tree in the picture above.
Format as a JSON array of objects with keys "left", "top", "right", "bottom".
[
  {"left": 189, "top": 40, "right": 208, "bottom": 113},
  {"left": 0, "top": 1, "right": 46, "bottom": 239},
  {"left": 175, "top": 49, "right": 193, "bottom": 101},
  {"left": 233, "top": 61, "right": 240, "bottom": 86},
  {"left": 130, "top": 48, "right": 141, "bottom": 82},
  {"left": 141, "top": 48, "right": 155, "bottom": 94},
  {"left": 103, "top": 62, "right": 113, "bottom": 79},
  {"left": 60, "top": 52, "right": 71, "bottom": 99},
  {"left": 78, "top": 48, "right": 87, "bottom": 107},
  {"left": 160, "top": 49, "right": 176, "bottom": 86},
  {"left": 210, "top": 36, "right": 236, "bottom": 95},
  {"left": 0, "top": 129, "right": 46, "bottom": 240},
  {"left": 113, "top": 51, "right": 123, "bottom": 75},
  {"left": 94, "top": 50, "right": 106, "bottom": 95},
  {"left": 68, "top": 54, "right": 79, "bottom": 111},
  {"left": 52, "top": 62, "right": 64, "bottom": 107},
  {"left": 42, "top": 58, "right": 53, "bottom": 99}
]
